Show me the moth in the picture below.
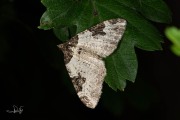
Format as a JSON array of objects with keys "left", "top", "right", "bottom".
[{"left": 58, "top": 18, "right": 127, "bottom": 108}]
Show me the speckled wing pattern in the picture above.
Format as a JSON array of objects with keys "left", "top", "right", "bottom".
[{"left": 58, "top": 18, "right": 127, "bottom": 109}]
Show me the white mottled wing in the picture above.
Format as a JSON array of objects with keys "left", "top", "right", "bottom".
[
  {"left": 77, "top": 18, "right": 126, "bottom": 58},
  {"left": 65, "top": 50, "right": 106, "bottom": 108},
  {"left": 58, "top": 18, "right": 127, "bottom": 109}
]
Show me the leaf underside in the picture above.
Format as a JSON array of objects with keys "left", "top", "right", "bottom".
[{"left": 39, "top": 0, "right": 171, "bottom": 91}]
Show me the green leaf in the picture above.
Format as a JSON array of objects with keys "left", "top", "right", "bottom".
[
  {"left": 53, "top": 25, "right": 77, "bottom": 42},
  {"left": 105, "top": 25, "right": 138, "bottom": 91},
  {"left": 39, "top": 0, "right": 171, "bottom": 91},
  {"left": 165, "top": 27, "right": 180, "bottom": 56},
  {"left": 165, "top": 27, "right": 180, "bottom": 47},
  {"left": 171, "top": 45, "right": 180, "bottom": 56},
  {"left": 135, "top": 0, "right": 172, "bottom": 23}
]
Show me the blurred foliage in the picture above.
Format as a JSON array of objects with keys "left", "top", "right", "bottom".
[{"left": 165, "top": 27, "right": 180, "bottom": 56}]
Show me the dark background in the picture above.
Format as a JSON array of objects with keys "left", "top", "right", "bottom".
[{"left": 0, "top": 0, "right": 180, "bottom": 120}]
